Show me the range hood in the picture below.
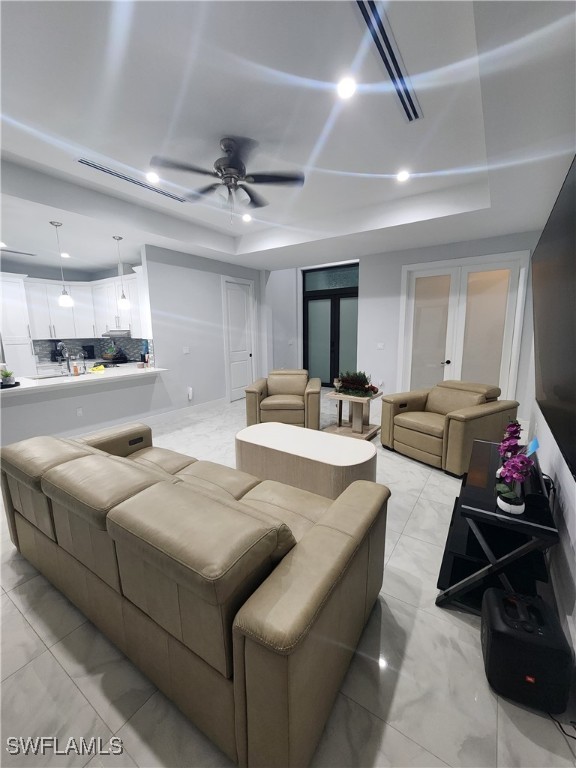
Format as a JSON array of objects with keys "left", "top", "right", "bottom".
[{"left": 102, "top": 330, "right": 132, "bottom": 338}]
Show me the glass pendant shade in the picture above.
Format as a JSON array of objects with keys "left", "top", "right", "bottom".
[
  {"left": 58, "top": 288, "right": 74, "bottom": 307},
  {"left": 117, "top": 291, "right": 130, "bottom": 310}
]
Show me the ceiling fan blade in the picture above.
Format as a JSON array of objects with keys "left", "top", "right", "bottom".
[
  {"left": 245, "top": 172, "right": 305, "bottom": 186},
  {"left": 150, "top": 155, "right": 218, "bottom": 177},
  {"left": 237, "top": 184, "right": 268, "bottom": 209},
  {"left": 185, "top": 183, "right": 221, "bottom": 201}
]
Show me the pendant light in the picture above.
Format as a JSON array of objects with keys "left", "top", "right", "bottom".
[
  {"left": 114, "top": 236, "right": 130, "bottom": 310},
  {"left": 50, "top": 221, "right": 74, "bottom": 307}
]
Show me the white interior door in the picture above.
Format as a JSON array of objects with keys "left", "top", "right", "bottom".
[
  {"left": 401, "top": 253, "right": 528, "bottom": 398},
  {"left": 222, "top": 278, "right": 255, "bottom": 401}
]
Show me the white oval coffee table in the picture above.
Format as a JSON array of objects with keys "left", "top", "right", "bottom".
[{"left": 235, "top": 422, "right": 377, "bottom": 499}]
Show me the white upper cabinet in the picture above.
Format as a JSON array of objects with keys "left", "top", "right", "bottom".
[
  {"left": 25, "top": 281, "right": 76, "bottom": 339},
  {"left": 69, "top": 284, "right": 96, "bottom": 338},
  {"left": 92, "top": 281, "right": 118, "bottom": 337},
  {"left": 1, "top": 274, "right": 32, "bottom": 340},
  {"left": 45, "top": 283, "right": 76, "bottom": 339},
  {"left": 1, "top": 273, "right": 36, "bottom": 376},
  {"left": 92, "top": 276, "right": 142, "bottom": 337}
]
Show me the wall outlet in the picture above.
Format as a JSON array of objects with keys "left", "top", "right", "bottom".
[
  {"left": 183, "top": 346, "right": 190, "bottom": 354},
  {"left": 76, "top": 407, "right": 83, "bottom": 417},
  {"left": 187, "top": 387, "right": 193, "bottom": 401},
  {"left": 376, "top": 342, "right": 385, "bottom": 350}
]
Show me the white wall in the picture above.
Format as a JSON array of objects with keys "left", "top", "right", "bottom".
[
  {"left": 356, "top": 232, "right": 540, "bottom": 420},
  {"left": 144, "top": 246, "right": 263, "bottom": 409},
  {"left": 531, "top": 405, "right": 576, "bottom": 649},
  {"left": 264, "top": 269, "right": 300, "bottom": 370}
]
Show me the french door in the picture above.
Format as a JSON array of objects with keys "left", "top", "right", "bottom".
[
  {"left": 400, "top": 252, "right": 529, "bottom": 398},
  {"left": 304, "top": 294, "right": 358, "bottom": 385}
]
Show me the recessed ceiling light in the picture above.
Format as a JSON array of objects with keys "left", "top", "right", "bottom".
[
  {"left": 396, "top": 170, "right": 410, "bottom": 182},
  {"left": 146, "top": 171, "right": 160, "bottom": 184},
  {"left": 337, "top": 77, "right": 356, "bottom": 99},
  {"left": 242, "top": 213, "right": 252, "bottom": 223},
  {"left": 60, "top": 252, "right": 71, "bottom": 259}
]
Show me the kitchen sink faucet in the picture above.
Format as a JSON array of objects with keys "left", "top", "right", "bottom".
[{"left": 56, "top": 342, "right": 71, "bottom": 375}]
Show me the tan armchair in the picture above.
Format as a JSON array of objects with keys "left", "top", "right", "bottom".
[
  {"left": 245, "top": 369, "right": 321, "bottom": 429},
  {"left": 381, "top": 380, "right": 519, "bottom": 476}
]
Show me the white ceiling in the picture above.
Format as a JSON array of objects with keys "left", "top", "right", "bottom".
[{"left": 1, "top": 1, "right": 574, "bottom": 273}]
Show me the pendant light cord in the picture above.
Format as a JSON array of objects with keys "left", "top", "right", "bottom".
[
  {"left": 114, "top": 236, "right": 125, "bottom": 295},
  {"left": 50, "top": 221, "right": 66, "bottom": 287}
]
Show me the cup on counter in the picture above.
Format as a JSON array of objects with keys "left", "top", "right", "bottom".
[{"left": 136, "top": 362, "right": 145, "bottom": 368}]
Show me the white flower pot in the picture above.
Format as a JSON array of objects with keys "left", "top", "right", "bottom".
[{"left": 496, "top": 494, "right": 525, "bottom": 515}]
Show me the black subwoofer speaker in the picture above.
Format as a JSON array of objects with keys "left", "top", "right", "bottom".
[{"left": 481, "top": 589, "right": 573, "bottom": 713}]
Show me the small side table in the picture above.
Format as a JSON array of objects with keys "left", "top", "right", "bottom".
[{"left": 324, "top": 391, "right": 380, "bottom": 440}]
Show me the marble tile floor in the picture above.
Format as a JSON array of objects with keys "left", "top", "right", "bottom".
[{"left": 1, "top": 396, "right": 575, "bottom": 768}]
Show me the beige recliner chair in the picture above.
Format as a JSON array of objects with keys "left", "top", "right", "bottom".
[
  {"left": 245, "top": 369, "right": 321, "bottom": 429},
  {"left": 381, "top": 380, "right": 519, "bottom": 476}
]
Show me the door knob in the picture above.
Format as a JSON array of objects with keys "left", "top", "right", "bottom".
[{"left": 440, "top": 360, "right": 452, "bottom": 366}]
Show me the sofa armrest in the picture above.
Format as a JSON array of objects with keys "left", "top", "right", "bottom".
[
  {"left": 447, "top": 400, "right": 519, "bottom": 421},
  {"left": 233, "top": 480, "right": 389, "bottom": 767},
  {"left": 245, "top": 379, "right": 268, "bottom": 426},
  {"left": 74, "top": 422, "right": 153, "bottom": 457},
  {"left": 304, "top": 377, "right": 321, "bottom": 430},
  {"left": 444, "top": 400, "right": 519, "bottom": 475},
  {"left": 380, "top": 389, "right": 430, "bottom": 448}
]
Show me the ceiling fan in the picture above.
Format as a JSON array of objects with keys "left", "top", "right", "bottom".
[{"left": 150, "top": 136, "right": 304, "bottom": 209}]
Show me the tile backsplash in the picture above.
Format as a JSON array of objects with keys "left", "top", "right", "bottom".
[{"left": 33, "top": 337, "right": 154, "bottom": 364}]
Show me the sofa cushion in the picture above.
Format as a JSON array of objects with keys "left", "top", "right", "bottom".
[
  {"left": 1, "top": 436, "right": 94, "bottom": 490},
  {"left": 131, "top": 446, "right": 197, "bottom": 475},
  {"left": 175, "top": 461, "right": 260, "bottom": 500},
  {"left": 437, "top": 380, "right": 501, "bottom": 401},
  {"left": 107, "top": 481, "right": 295, "bottom": 676},
  {"left": 394, "top": 411, "right": 445, "bottom": 438},
  {"left": 267, "top": 370, "right": 308, "bottom": 397},
  {"left": 240, "top": 481, "right": 330, "bottom": 542},
  {"left": 260, "top": 394, "right": 305, "bottom": 411},
  {"left": 425, "top": 386, "right": 484, "bottom": 415},
  {"left": 42, "top": 454, "right": 162, "bottom": 530}
]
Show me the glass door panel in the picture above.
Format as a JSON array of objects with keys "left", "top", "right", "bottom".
[
  {"left": 338, "top": 297, "right": 358, "bottom": 374},
  {"left": 307, "top": 299, "right": 331, "bottom": 382},
  {"left": 410, "top": 274, "right": 452, "bottom": 388},
  {"left": 460, "top": 269, "right": 510, "bottom": 384}
]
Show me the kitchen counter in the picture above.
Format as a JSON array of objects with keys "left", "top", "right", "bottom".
[
  {"left": 1, "top": 363, "right": 169, "bottom": 445},
  {"left": 0, "top": 363, "right": 166, "bottom": 397}
]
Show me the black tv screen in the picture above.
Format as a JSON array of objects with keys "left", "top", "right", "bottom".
[{"left": 531, "top": 155, "right": 576, "bottom": 479}]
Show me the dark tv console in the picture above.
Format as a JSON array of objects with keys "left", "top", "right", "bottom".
[{"left": 436, "top": 440, "right": 559, "bottom": 615}]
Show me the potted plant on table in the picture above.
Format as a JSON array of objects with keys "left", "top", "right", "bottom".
[
  {"left": 495, "top": 452, "right": 534, "bottom": 515},
  {"left": 338, "top": 371, "right": 379, "bottom": 396},
  {"left": 1, "top": 369, "right": 15, "bottom": 386}
]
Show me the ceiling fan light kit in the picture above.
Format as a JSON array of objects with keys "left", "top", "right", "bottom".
[
  {"left": 150, "top": 136, "right": 305, "bottom": 210},
  {"left": 50, "top": 221, "right": 74, "bottom": 308}
]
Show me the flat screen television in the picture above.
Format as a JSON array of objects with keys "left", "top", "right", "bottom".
[{"left": 531, "top": 155, "right": 576, "bottom": 479}]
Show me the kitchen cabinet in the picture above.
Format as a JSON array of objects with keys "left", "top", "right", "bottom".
[
  {"left": 1, "top": 274, "right": 32, "bottom": 339},
  {"left": 1, "top": 273, "right": 36, "bottom": 376},
  {"left": 69, "top": 284, "right": 96, "bottom": 338},
  {"left": 92, "top": 276, "right": 142, "bottom": 337},
  {"left": 25, "top": 281, "right": 76, "bottom": 339}
]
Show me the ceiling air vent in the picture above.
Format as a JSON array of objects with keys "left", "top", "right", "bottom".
[
  {"left": 1, "top": 249, "right": 37, "bottom": 257},
  {"left": 78, "top": 159, "right": 186, "bottom": 202},
  {"left": 356, "top": 0, "right": 422, "bottom": 122}
]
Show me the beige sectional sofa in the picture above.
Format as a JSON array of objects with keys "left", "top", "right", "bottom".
[{"left": 1, "top": 422, "right": 390, "bottom": 767}]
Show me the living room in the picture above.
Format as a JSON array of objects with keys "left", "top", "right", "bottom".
[{"left": 1, "top": 2, "right": 575, "bottom": 767}]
